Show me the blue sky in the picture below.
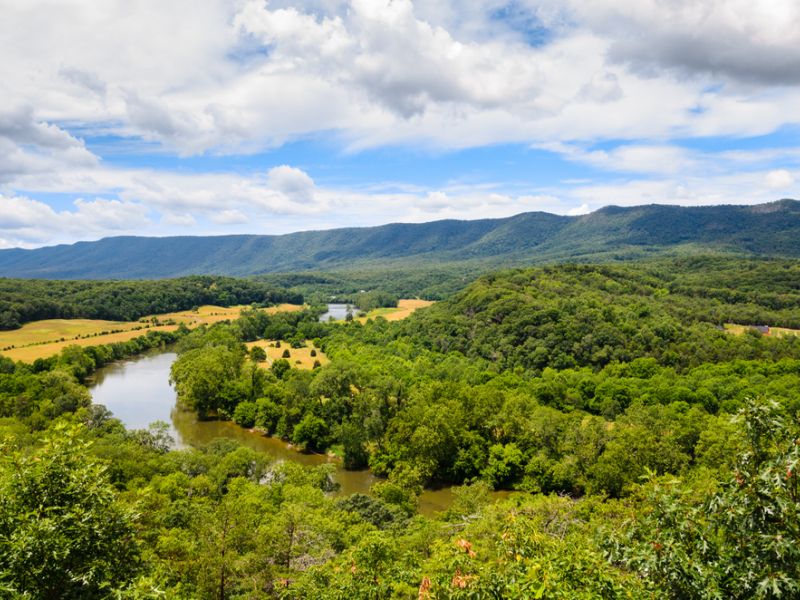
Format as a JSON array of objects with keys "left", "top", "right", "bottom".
[{"left": 1, "top": 0, "right": 799, "bottom": 247}]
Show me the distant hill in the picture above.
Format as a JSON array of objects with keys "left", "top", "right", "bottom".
[{"left": 1, "top": 200, "right": 798, "bottom": 279}]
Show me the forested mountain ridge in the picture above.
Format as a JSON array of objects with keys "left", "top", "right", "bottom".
[{"left": 1, "top": 199, "right": 798, "bottom": 278}]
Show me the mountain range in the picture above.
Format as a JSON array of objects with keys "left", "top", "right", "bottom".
[{"left": 1, "top": 200, "right": 799, "bottom": 279}]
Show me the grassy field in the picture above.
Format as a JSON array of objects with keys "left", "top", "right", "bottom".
[
  {"left": 0, "top": 318, "right": 144, "bottom": 349},
  {"left": 359, "top": 299, "right": 435, "bottom": 322},
  {"left": 3, "top": 326, "right": 180, "bottom": 363},
  {"left": 0, "top": 303, "right": 304, "bottom": 362},
  {"left": 724, "top": 323, "right": 800, "bottom": 337},
  {"left": 152, "top": 303, "right": 302, "bottom": 327},
  {"left": 246, "top": 340, "right": 329, "bottom": 370}
]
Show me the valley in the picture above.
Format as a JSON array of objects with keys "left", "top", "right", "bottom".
[{"left": 2, "top": 254, "right": 800, "bottom": 598}]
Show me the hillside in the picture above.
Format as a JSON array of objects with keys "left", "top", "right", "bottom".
[
  {"left": 0, "top": 200, "right": 798, "bottom": 278},
  {"left": 401, "top": 257, "right": 800, "bottom": 373}
]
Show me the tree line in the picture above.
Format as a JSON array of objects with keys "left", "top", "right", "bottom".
[{"left": 0, "top": 275, "right": 303, "bottom": 330}]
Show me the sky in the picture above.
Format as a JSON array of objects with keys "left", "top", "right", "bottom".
[{"left": 1, "top": 0, "right": 800, "bottom": 248}]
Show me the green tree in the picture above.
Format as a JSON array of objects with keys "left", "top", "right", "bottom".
[
  {"left": 614, "top": 399, "right": 800, "bottom": 598},
  {"left": 292, "top": 413, "right": 329, "bottom": 452},
  {"left": 170, "top": 346, "right": 244, "bottom": 416},
  {"left": 0, "top": 424, "right": 140, "bottom": 598},
  {"left": 249, "top": 345, "right": 267, "bottom": 362},
  {"left": 271, "top": 358, "right": 291, "bottom": 380}
]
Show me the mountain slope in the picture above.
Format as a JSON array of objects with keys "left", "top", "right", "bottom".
[{"left": 1, "top": 200, "right": 798, "bottom": 279}]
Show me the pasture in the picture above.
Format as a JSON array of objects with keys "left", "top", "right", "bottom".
[
  {"left": 0, "top": 303, "right": 304, "bottom": 362},
  {"left": 359, "top": 298, "right": 435, "bottom": 322},
  {"left": 724, "top": 323, "right": 800, "bottom": 337},
  {"left": 246, "top": 339, "right": 329, "bottom": 370}
]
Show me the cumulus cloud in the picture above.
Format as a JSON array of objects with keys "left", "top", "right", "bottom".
[
  {"left": 211, "top": 209, "right": 249, "bottom": 225},
  {"left": 0, "top": 194, "right": 151, "bottom": 246},
  {"left": 0, "top": 0, "right": 799, "bottom": 246},
  {"left": 266, "top": 166, "right": 316, "bottom": 203},
  {"left": 3, "top": 0, "right": 800, "bottom": 155},
  {"left": 766, "top": 169, "right": 795, "bottom": 189},
  {"left": 568, "top": 0, "right": 800, "bottom": 85}
]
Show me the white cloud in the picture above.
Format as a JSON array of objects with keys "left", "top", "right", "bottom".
[
  {"left": 1, "top": 0, "right": 799, "bottom": 155},
  {"left": 567, "top": 0, "right": 800, "bottom": 85},
  {"left": 161, "top": 212, "right": 197, "bottom": 227},
  {"left": 567, "top": 203, "right": 590, "bottom": 216},
  {"left": 0, "top": 194, "right": 151, "bottom": 246},
  {"left": 211, "top": 209, "right": 249, "bottom": 225},
  {"left": 766, "top": 169, "right": 795, "bottom": 189},
  {"left": 0, "top": 0, "right": 799, "bottom": 246},
  {"left": 72, "top": 198, "right": 151, "bottom": 230},
  {"left": 266, "top": 166, "right": 316, "bottom": 203}
]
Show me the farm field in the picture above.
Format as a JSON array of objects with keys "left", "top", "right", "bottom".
[
  {"left": 0, "top": 318, "right": 145, "bottom": 349},
  {"left": 153, "top": 303, "right": 303, "bottom": 327},
  {"left": 2, "top": 326, "right": 180, "bottom": 363},
  {"left": 0, "top": 303, "right": 304, "bottom": 362},
  {"left": 724, "top": 323, "right": 800, "bottom": 337},
  {"left": 245, "top": 339, "right": 328, "bottom": 370},
  {"left": 359, "top": 298, "right": 435, "bottom": 322}
]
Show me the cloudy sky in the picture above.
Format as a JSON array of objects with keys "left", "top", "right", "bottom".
[{"left": 1, "top": 0, "right": 800, "bottom": 247}]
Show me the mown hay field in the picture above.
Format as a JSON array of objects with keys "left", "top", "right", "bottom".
[
  {"left": 359, "top": 298, "right": 434, "bottom": 322},
  {"left": 153, "top": 303, "right": 303, "bottom": 327},
  {"left": 1, "top": 303, "right": 304, "bottom": 362},
  {"left": 3, "top": 326, "right": 179, "bottom": 362},
  {"left": 246, "top": 340, "right": 329, "bottom": 370},
  {"left": 724, "top": 323, "right": 800, "bottom": 337}
]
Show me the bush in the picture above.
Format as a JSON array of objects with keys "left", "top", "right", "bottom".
[{"left": 249, "top": 346, "right": 267, "bottom": 362}]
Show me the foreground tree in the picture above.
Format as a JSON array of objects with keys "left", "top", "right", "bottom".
[
  {"left": 612, "top": 399, "right": 800, "bottom": 599},
  {"left": 0, "top": 424, "right": 140, "bottom": 598}
]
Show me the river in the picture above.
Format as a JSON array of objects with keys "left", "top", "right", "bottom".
[
  {"left": 318, "top": 303, "right": 354, "bottom": 322},
  {"left": 88, "top": 350, "right": 463, "bottom": 515}
]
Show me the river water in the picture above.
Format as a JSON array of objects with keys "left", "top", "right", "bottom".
[
  {"left": 88, "top": 350, "right": 462, "bottom": 514},
  {"left": 318, "top": 303, "right": 354, "bottom": 322}
]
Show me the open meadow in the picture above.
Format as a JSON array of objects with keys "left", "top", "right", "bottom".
[
  {"left": 724, "top": 323, "right": 800, "bottom": 337},
  {"left": 245, "top": 339, "right": 329, "bottom": 370},
  {"left": 1, "top": 303, "right": 303, "bottom": 362},
  {"left": 359, "top": 298, "right": 435, "bottom": 322}
]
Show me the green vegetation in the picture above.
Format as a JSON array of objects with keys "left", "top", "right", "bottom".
[
  {"left": 1, "top": 200, "right": 799, "bottom": 279},
  {"left": 0, "top": 275, "right": 302, "bottom": 330},
  {"left": 2, "top": 257, "right": 800, "bottom": 597}
]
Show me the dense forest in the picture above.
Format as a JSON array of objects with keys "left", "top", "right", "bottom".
[
  {"left": 0, "top": 276, "right": 303, "bottom": 330},
  {"left": 1, "top": 257, "right": 800, "bottom": 598}
]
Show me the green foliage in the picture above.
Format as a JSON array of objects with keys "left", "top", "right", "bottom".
[
  {"left": 233, "top": 401, "right": 257, "bottom": 428},
  {"left": 171, "top": 344, "right": 245, "bottom": 416},
  {"left": 405, "top": 260, "right": 800, "bottom": 373},
  {"left": 0, "top": 275, "right": 301, "bottom": 330},
  {"left": 271, "top": 358, "right": 291, "bottom": 380},
  {"left": 0, "top": 424, "right": 140, "bottom": 598},
  {"left": 249, "top": 345, "right": 267, "bottom": 362},
  {"left": 5, "top": 257, "right": 800, "bottom": 597},
  {"left": 292, "top": 413, "right": 330, "bottom": 452},
  {"left": 610, "top": 399, "right": 800, "bottom": 599},
  {"left": 352, "top": 290, "right": 398, "bottom": 312}
]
